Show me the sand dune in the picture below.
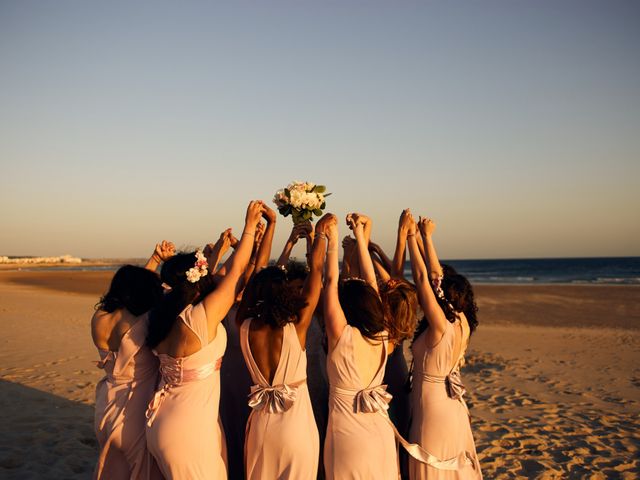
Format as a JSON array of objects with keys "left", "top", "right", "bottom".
[{"left": 0, "top": 271, "right": 638, "bottom": 479}]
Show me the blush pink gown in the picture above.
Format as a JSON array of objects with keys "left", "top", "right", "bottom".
[
  {"left": 240, "top": 319, "right": 319, "bottom": 479},
  {"left": 145, "top": 303, "right": 227, "bottom": 480},
  {"left": 324, "top": 325, "right": 398, "bottom": 480},
  {"left": 94, "top": 314, "right": 163, "bottom": 480},
  {"left": 409, "top": 319, "right": 482, "bottom": 479}
]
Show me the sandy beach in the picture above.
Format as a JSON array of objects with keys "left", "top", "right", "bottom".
[{"left": 0, "top": 270, "right": 638, "bottom": 479}]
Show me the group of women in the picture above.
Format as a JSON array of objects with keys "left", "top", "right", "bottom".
[{"left": 91, "top": 200, "right": 482, "bottom": 480}]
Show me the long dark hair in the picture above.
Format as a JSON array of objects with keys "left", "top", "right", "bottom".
[
  {"left": 338, "top": 279, "right": 387, "bottom": 342},
  {"left": 146, "top": 252, "right": 216, "bottom": 348},
  {"left": 96, "top": 265, "right": 163, "bottom": 316},
  {"left": 237, "top": 266, "right": 308, "bottom": 328},
  {"left": 413, "top": 264, "right": 479, "bottom": 342}
]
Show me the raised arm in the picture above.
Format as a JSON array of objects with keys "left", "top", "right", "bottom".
[
  {"left": 276, "top": 221, "right": 311, "bottom": 267},
  {"left": 203, "top": 229, "right": 232, "bottom": 274},
  {"left": 254, "top": 206, "right": 277, "bottom": 271},
  {"left": 323, "top": 214, "right": 348, "bottom": 348},
  {"left": 406, "top": 211, "right": 448, "bottom": 341},
  {"left": 346, "top": 213, "right": 378, "bottom": 293},
  {"left": 295, "top": 214, "right": 332, "bottom": 343},
  {"left": 215, "top": 222, "right": 263, "bottom": 279},
  {"left": 340, "top": 236, "right": 360, "bottom": 279},
  {"left": 418, "top": 216, "right": 443, "bottom": 282},
  {"left": 144, "top": 240, "right": 175, "bottom": 272},
  {"left": 202, "top": 201, "right": 264, "bottom": 338},
  {"left": 416, "top": 230, "right": 427, "bottom": 265},
  {"left": 392, "top": 209, "right": 411, "bottom": 278},
  {"left": 369, "top": 241, "right": 392, "bottom": 274},
  {"left": 371, "top": 251, "right": 392, "bottom": 284}
]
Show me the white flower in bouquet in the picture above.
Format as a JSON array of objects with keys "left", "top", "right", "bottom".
[{"left": 272, "top": 181, "right": 330, "bottom": 224}]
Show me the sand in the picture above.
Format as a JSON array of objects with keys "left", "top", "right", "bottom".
[{"left": 0, "top": 271, "right": 638, "bottom": 479}]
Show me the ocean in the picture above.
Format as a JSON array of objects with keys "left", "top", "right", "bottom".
[{"left": 402, "top": 257, "right": 640, "bottom": 285}]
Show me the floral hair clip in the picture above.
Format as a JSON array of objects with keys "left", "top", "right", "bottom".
[
  {"left": 185, "top": 250, "right": 209, "bottom": 283},
  {"left": 385, "top": 278, "right": 401, "bottom": 290}
]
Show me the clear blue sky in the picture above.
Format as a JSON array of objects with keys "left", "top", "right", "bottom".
[{"left": 1, "top": 1, "right": 638, "bottom": 259}]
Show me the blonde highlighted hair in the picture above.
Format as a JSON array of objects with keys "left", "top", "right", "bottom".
[{"left": 380, "top": 278, "right": 418, "bottom": 343}]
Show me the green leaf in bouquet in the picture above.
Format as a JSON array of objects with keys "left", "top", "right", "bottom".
[
  {"left": 312, "top": 185, "right": 326, "bottom": 193},
  {"left": 313, "top": 209, "right": 323, "bottom": 216},
  {"left": 284, "top": 188, "right": 291, "bottom": 198},
  {"left": 320, "top": 202, "right": 326, "bottom": 209},
  {"left": 302, "top": 210, "right": 312, "bottom": 220},
  {"left": 279, "top": 205, "right": 292, "bottom": 217},
  {"left": 292, "top": 210, "right": 305, "bottom": 225}
]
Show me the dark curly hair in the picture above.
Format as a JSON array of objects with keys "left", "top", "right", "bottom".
[
  {"left": 338, "top": 279, "right": 388, "bottom": 343},
  {"left": 237, "top": 266, "right": 308, "bottom": 328},
  {"left": 412, "top": 264, "right": 479, "bottom": 342},
  {"left": 284, "top": 260, "right": 309, "bottom": 283},
  {"left": 146, "top": 252, "right": 216, "bottom": 348},
  {"left": 96, "top": 265, "right": 163, "bottom": 316}
]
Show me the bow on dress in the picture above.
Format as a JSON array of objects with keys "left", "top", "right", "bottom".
[
  {"left": 354, "top": 384, "right": 393, "bottom": 414},
  {"left": 247, "top": 382, "right": 303, "bottom": 414},
  {"left": 445, "top": 369, "right": 467, "bottom": 401}
]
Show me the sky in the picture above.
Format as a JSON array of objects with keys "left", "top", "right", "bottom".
[{"left": 1, "top": 1, "right": 639, "bottom": 260}]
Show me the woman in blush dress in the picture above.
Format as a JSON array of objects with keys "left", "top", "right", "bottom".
[
  {"left": 219, "top": 224, "right": 265, "bottom": 480},
  {"left": 405, "top": 211, "right": 482, "bottom": 479},
  {"left": 144, "top": 200, "right": 264, "bottom": 480},
  {"left": 235, "top": 210, "right": 331, "bottom": 479},
  {"left": 92, "top": 241, "right": 173, "bottom": 479},
  {"left": 322, "top": 212, "right": 399, "bottom": 480}
]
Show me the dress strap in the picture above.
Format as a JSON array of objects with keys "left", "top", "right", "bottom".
[
  {"left": 113, "top": 315, "right": 148, "bottom": 374},
  {"left": 180, "top": 303, "right": 209, "bottom": 347}
]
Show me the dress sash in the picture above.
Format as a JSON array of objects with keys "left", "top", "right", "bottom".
[{"left": 330, "top": 383, "right": 478, "bottom": 471}]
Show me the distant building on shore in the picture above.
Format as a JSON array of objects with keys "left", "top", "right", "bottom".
[{"left": 0, "top": 255, "right": 82, "bottom": 264}]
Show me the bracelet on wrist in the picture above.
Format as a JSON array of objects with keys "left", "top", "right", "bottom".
[{"left": 243, "top": 231, "right": 255, "bottom": 237}]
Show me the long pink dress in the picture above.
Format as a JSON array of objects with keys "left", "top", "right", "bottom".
[
  {"left": 409, "top": 319, "right": 482, "bottom": 479},
  {"left": 324, "top": 325, "right": 398, "bottom": 480},
  {"left": 240, "top": 319, "right": 319, "bottom": 479},
  {"left": 145, "top": 303, "right": 227, "bottom": 480},
  {"left": 94, "top": 314, "right": 163, "bottom": 480}
]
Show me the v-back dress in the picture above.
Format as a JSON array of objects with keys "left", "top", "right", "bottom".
[
  {"left": 324, "top": 325, "right": 398, "bottom": 480},
  {"left": 240, "top": 318, "right": 319, "bottom": 480},
  {"left": 94, "top": 314, "right": 163, "bottom": 480},
  {"left": 409, "top": 319, "right": 482, "bottom": 479},
  {"left": 145, "top": 303, "right": 227, "bottom": 480}
]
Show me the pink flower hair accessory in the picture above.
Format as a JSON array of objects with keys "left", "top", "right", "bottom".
[{"left": 185, "top": 250, "right": 209, "bottom": 283}]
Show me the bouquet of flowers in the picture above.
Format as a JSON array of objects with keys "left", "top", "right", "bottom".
[{"left": 273, "top": 181, "right": 330, "bottom": 224}]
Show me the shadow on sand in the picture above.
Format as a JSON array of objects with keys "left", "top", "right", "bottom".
[{"left": 0, "top": 380, "right": 97, "bottom": 479}]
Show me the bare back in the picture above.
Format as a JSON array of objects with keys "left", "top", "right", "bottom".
[
  {"left": 346, "top": 327, "right": 385, "bottom": 388},
  {"left": 154, "top": 303, "right": 226, "bottom": 358},
  {"left": 247, "top": 321, "right": 285, "bottom": 384},
  {"left": 153, "top": 319, "right": 203, "bottom": 357},
  {"left": 91, "top": 309, "right": 140, "bottom": 352}
]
